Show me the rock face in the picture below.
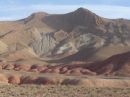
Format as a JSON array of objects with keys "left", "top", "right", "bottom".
[
  {"left": 30, "top": 32, "right": 56, "bottom": 56},
  {"left": 0, "top": 7, "right": 130, "bottom": 63}
]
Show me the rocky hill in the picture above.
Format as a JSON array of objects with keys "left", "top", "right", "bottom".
[
  {"left": 88, "top": 52, "right": 130, "bottom": 76},
  {"left": 0, "top": 7, "right": 130, "bottom": 65}
]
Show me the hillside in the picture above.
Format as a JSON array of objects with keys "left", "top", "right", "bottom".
[
  {"left": 0, "top": 8, "right": 130, "bottom": 64},
  {"left": 0, "top": 8, "right": 129, "bottom": 77},
  {"left": 88, "top": 52, "right": 130, "bottom": 76}
]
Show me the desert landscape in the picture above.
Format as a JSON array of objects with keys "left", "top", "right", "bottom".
[
  {"left": 0, "top": 6, "right": 130, "bottom": 97},
  {"left": 0, "top": 85, "right": 130, "bottom": 97}
]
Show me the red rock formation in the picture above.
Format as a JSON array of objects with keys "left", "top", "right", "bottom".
[
  {"left": 88, "top": 52, "right": 130, "bottom": 76},
  {"left": 14, "top": 64, "right": 31, "bottom": 71},
  {"left": 8, "top": 75, "right": 21, "bottom": 84},
  {"left": 4, "top": 64, "right": 14, "bottom": 70},
  {"left": 37, "top": 66, "right": 47, "bottom": 72}
]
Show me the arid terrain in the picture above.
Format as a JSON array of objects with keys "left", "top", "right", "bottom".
[
  {"left": 0, "top": 85, "right": 130, "bottom": 97},
  {"left": 0, "top": 7, "right": 130, "bottom": 96}
]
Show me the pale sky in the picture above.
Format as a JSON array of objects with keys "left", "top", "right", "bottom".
[{"left": 0, "top": 0, "right": 130, "bottom": 20}]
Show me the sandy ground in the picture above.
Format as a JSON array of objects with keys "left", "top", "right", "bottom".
[{"left": 0, "top": 85, "right": 130, "bottom": 97}]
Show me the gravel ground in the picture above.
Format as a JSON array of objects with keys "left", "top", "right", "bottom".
[{"left": 0, "top": 85, "right": 130, "bottom": 97}]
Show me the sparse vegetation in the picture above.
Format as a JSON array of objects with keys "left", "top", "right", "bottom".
[{"left": 0, "top": 85, "right": 130, "bottom": 97}]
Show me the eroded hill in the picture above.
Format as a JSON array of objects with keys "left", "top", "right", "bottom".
[{"left": 0, "top": 8, "right": 130, "bottom": 77}]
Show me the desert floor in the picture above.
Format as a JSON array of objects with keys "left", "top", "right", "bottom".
[{"left": 0, "top": 85, "right": 129, "bottom": 97}]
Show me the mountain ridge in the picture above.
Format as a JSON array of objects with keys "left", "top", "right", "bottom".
[{"left": 0, "top": 7, "right": 129, "bottom": 65}]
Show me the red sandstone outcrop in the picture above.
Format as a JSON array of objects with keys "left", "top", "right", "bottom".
[
  {"left": 8, "top": 75, "right": 21, "bottom": 84},
  {"left": 14, "top": 64, "right": 31, "bottom": 71}
]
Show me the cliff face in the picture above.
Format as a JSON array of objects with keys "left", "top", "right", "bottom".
[{"left": 30, "top": 32, "right": 56, "bottom": 56}]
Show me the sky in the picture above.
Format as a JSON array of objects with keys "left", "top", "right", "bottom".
[{"left": 0, "top": 0, "right": 130, "bottom": 20}]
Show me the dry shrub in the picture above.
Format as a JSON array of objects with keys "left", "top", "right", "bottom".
[
  {"left": 35, "top": 77, "right": 60, "bottom": 85},
  {"left": 21, "top": 76, "right": 37, "bottom": 84},
  {"left": 61, "top": 78, "right": 80, "bottom": 85}
]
